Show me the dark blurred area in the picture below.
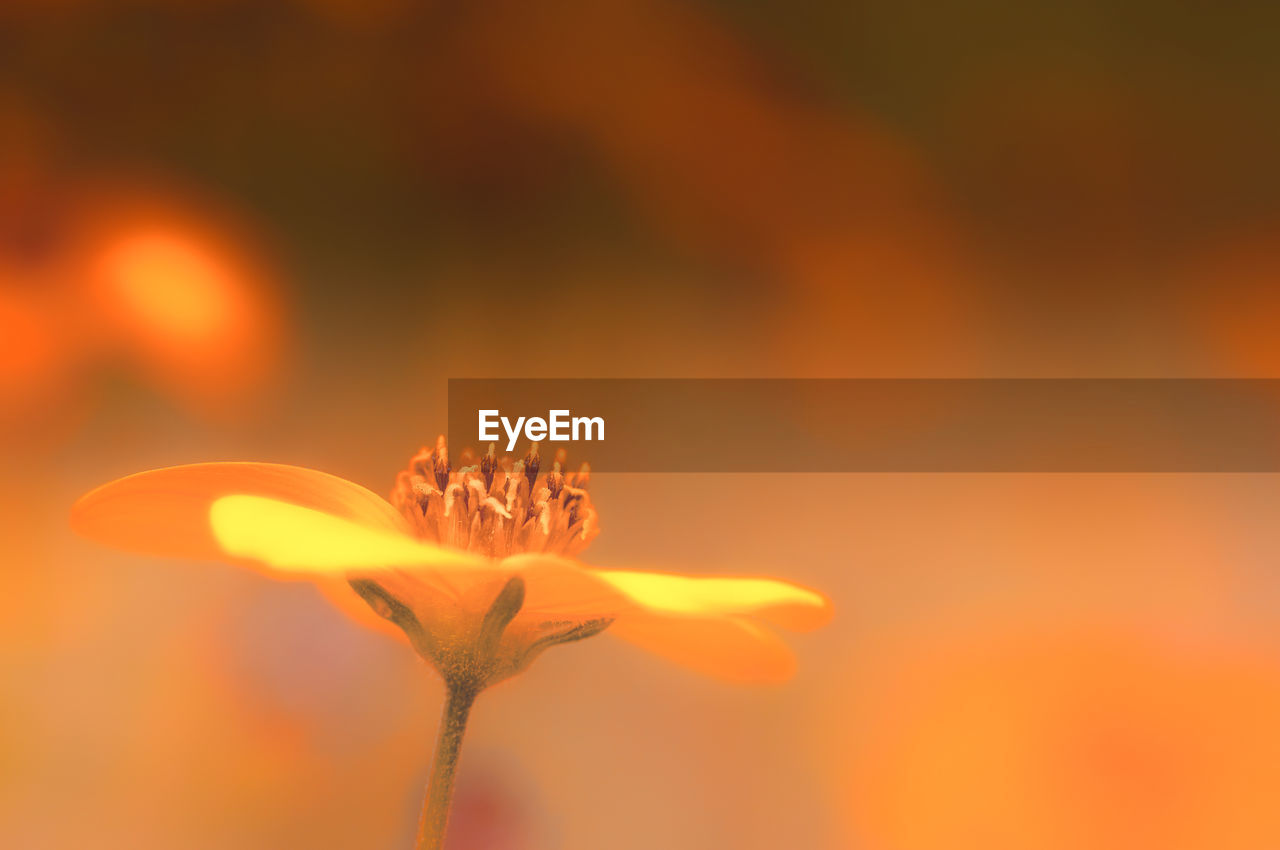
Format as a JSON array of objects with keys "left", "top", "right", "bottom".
[{"left": 6, "top": 0, "right": 1279, "bottom": 383}]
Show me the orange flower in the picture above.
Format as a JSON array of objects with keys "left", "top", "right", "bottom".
[
  {"left": 73, "top": 438, "right": 828, "bottom": 685},
  {"left": 72, "top": 438, "right": 830, "bottom": 848}
]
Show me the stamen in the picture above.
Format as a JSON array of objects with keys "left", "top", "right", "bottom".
[
  {"left": 411, "top": 480, "right": 433, "bottom": 512},
  {"left": 464, "top": 477, "right": 484, "bottom": 506},
  {"left": 523, "top": 442, "right": 540, "bottom": 492},
  {"left": 566, "top": 494, "right": 581, "bottom": 529},
  {"left": 480, "top": 443, "right": 497, "bottom": 490},
  {"left": 409, "top": 446, "right": 432, "bottom": 479},
  {"left": 546, "top": 461, "right": 565, "bottom": 500},
  {"left": 393, "top": 436, "right": 599, "bottom": 559},
  {"left": 433, "top": 435, "right": 451, "bottom": 492}
]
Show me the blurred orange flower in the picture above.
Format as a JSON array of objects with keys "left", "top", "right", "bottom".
[
  {"left": 80, "top": 193, "right": 287, "bottom": 415},
  {"left": 839, "top": 619, "right": 1280, "bottom": 850},
  {"left": 0, "top": 179, "right": 287, "bottom": 436}
]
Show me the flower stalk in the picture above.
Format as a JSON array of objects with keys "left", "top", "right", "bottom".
[
  {"left": 416, "top": 683, "right": 477, "bottom": 850},
  {"left": 410, "top": 575, "right": 528, "bottom": 849}
]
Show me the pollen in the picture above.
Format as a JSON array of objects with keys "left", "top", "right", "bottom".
[{"left": 390, "top": 436, "right": 598, "bottom": 559}]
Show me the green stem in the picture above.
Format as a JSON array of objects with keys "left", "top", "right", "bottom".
[{"left": 415, "top": 685, "right": 477, "bottom": 850}]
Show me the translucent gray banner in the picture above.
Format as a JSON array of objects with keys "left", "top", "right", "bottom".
[{"left": 446, "top": 379, "right": 1280, "bottom": 472}]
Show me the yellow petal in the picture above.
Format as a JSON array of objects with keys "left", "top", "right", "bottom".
[
  {"left": 498, "top": 553, "right": 634, "bottom": 620},
  {"left": 72, "top": 462, "right": 410, "bottom": 562},
  {"left": 209, "top": 495, "right": 477, "bottom": 574},
  {"left": 609, "top": 615, "right": 797, "bottom": 684},
  {"left": 595, "top": 570, "right": 832, "bottom": 631}
]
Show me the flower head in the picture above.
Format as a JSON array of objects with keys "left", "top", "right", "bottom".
[{"left": 72, "top": 438, "right": 831, "bottom": 687}]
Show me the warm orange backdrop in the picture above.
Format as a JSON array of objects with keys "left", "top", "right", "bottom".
[{"left": 3, "top": 2, "right": 1279, "bottom": 848}]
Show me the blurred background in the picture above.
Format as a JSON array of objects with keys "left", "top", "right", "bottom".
[{"left": 3, "top": 1, "right": 1280, "bottom": 848}]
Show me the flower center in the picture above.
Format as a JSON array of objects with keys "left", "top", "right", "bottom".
[{"left": 390, "top": 436, "right": 598, "bottom": 559}]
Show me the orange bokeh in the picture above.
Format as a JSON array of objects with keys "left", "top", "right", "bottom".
[
  {"left": 839, "top": 618, "right": 1280, "bottom": 850},
  {"left": 1180, "top": 225, "right": 1280, "bottom": 376},
  {"left": 0, "top": 284, "right": 78, "bottom": 425},
  {"left": 85, "top": 202, "right": 287, "bottom": 413},
  {"left": 98, "top": 233, "right": 243, "bottom": 349},
  {"left": 0, "top": 179, "right": 288, "bottom": 435}
]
